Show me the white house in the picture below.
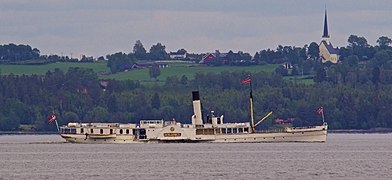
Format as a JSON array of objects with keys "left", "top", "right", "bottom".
[{"left": 169, "top": 52, "right": 187, "bottom": 59}]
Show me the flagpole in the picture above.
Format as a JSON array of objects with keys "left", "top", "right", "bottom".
[
  {"left": 54, "top": 119, "right": 60, "bottom": 133},
  {"left": 321, "top": 110, "right": 325, "bottom": 124},
  {"left": 249, "top": 78, "right": 255, "bottom": 133},
  {"left": 51, "top": 111, "right": 60, "bottom": 133}
]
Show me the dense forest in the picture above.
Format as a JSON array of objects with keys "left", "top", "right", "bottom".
[
  {"left": 0, "top": 67, "right": 392, "bottom": 131},
  {"left": 0, "top": 35, "right": 392, "bottom": 131}
]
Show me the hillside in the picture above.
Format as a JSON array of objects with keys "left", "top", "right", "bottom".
[{"left": 0, "top": 62, "right": 280, "bottom": 81}]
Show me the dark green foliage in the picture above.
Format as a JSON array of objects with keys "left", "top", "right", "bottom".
[
  {"left": 275, "top": 66, "right": 288, "bottom": 76},
  {"left": 0, "top": 44, "right": 40, "bottom": 62},
  {"left": 151, "top": 93, "right": 161, "bottom": 109},
  {"left": 149, "top": 43, "right": 168, "bottom": 60},
  {"left": 308, "top": 42, "right": 320, "bottom": 60},
  {"left": 377, "top": 36, "right": 392, "bottom": 49},
  {"left": 133, "top": 40, "right": 147, "bottom": 60},
  {"left": 1, "top": 35, "right": 392, "bottom": 131},
  {"left": 1, "top": 65, "right": 392, "bottom": 131},
  {"left": 148, "top": 65, "right": 161, "bottom": 79},
  {"left": 106, "top": 52, "right": 136, "bottom": 73}
]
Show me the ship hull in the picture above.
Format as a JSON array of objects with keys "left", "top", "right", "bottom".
[
  {"left": 60, "top": 134, "right": 142, "bottom": 144},
  {"left": 60, "top": 130, "right": 327, "bottom": 143},
  {"left": 211, "top": 130, "right": 327, "bottom": 143}
]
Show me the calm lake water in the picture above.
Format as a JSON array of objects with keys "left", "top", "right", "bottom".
[{"left": 0, "top": 134, "right": 391, "bottom": 180}]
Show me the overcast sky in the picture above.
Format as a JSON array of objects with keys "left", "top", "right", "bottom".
[{"left": 1, "top": 0, "right": 391, "bottom": 57}]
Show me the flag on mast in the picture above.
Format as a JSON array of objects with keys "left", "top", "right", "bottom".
[
  {"left": 241, "top": 76, "right": 251, "bottom": 84},
  {"left": 316, "top": 106, "right": 325, "bottom": 123},
  {"left": 48, "top": 114, "right": 57, "bottom": 123},
  {"left": 48, "top": 112, "right": 60, "bottom": 133},
  {"left": 316, "top": 107, "right": 323, "bottom": 116}
]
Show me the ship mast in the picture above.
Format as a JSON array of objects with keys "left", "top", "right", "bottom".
[
  {"left": 249, "top": 80, "right": 255, "bottom": 133},
  {"left": 241, "top": 76, "right": 255, "bottom": 133}
]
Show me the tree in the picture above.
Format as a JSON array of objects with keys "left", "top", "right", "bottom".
[
  {"left": 63, "top": 111, "right": 80, "bottom": 124},
  {"left": 133, "top": 40, "right": 147, "bottom": 60},
  {"left": 377, "top": 36, "right": 391, "bottom": 49},
  {"left": 314, "top": 67, "right": 327, "bottom": 82},
  {"left": 177, "top": 48, "right": 187, "bottom": 54},
  {"left": 374, "top": 50, "right": 391, "bottom": 66},
  {"left": 107, "top": 94, "right": 118, "bottom": 113},
  {"left": 291, "top": 66, "right": 299, "bottom": 76},
  {"left": 348, "top": 35, "right": 372, "bottom": 60},
  {"left": 348, "top": 35, "right": 368, "bottom": 48},
  {"left": 308, "top": 42, "right": 320, "bottom": 60},
  {"left": 106, "top": 52, "right": 136, "bottom": 73},
  {"left": 0, "top": 44, "right": 41, "bottom": 62},
  {"left": 151, "top": 93, "right": 161, "bottom": 109},
  {"left": 85, "top": 106, "right": 110, "bottom": 123},
  {"left": 253, "top": 52, "right": 261, "bottom": 64},
  {"left": 372, "top": 67, "right": 380, "bottom": 84},
  {"left": 275, "top": 66, "right": 288, "bottom": 76},
  {"left": 149, "top": 65, "right": 161, "bottom": 79},
  {"left": 149, "top": 43, "right": 168, "bottom": 60},
  {"left": 345, "top": 55, "right": 359, "bottom": 67}
]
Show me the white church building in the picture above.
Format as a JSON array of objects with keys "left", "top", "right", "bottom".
[{"left": 319, "top": 9, "right": 339, "bottom": 64}]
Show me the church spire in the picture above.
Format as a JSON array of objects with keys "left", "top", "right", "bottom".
[{"left": 322, "top": 8, "right": 330, "bottom": 38}]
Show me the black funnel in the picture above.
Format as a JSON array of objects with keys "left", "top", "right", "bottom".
[{"left": 192, "top": 91, "right": 200, "bottom": 101}]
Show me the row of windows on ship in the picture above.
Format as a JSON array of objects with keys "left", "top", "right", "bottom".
[
  {"left": 60, "top": 128, "right": 133, "bottom": 135},
  {"left": 60, "top": 127, "right": 250, "bottom": 135}
]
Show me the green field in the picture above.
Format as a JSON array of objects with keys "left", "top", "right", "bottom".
[
  {"left": 284, "top": 76, "right": 315, "bottom": 85},
  {"left": 103, "top": 63, "right": 279, "bottom": 81},
  {"left": 0, "top": 62, "right": 108, "bottom": 75},
  {"left": 0, "top": 62, "right": 283, "bottom": 82},
  {"left": 0, "top": 62, "right": 315, "bottom": 85}
]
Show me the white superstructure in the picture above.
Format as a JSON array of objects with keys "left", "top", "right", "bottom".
[{"left": 60, "top": 91, "right": 327, "bottom": 143}]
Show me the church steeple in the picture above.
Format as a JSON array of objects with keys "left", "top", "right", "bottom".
[{"left": 322, "top": 8, "right": 330, "bottom": 38}]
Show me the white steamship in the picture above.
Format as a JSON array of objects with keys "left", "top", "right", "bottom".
[{"left": 59, "top": 91, "right": 327, "bottom": 143}]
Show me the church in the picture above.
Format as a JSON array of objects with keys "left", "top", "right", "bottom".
[{"left": 319, "top": 9, "right": 339, "bottom": 64}]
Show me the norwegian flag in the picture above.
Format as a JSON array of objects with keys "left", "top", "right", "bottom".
[
  {"left": 48, "top": 114, "right": 57, "bottom": 123},
  {"left": 316, "top": 107, "right": 323, "bottom": 116},
  {"left": 241, "top": 76, "right": 251, "bottom": 84}
]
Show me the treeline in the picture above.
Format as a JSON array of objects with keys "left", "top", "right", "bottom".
[
  {"left": 106, "top": 35, "right": 392, "bottom": 75},
  {"left": 0, "top": 43, "right": 83, "bottom": 64},
  {"left": 1, "top": 67, "right": 392, "bottom": 131}
]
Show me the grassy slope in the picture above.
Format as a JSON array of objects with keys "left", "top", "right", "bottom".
[
  {"left": 103, "top": 63, "right": 279, "bottom": 81},
  {"left": 0, "top": 62, "right": 108, "bottom": 75},
  {"left": 0, "top": 62, "right": 313, "bottom": 84}
]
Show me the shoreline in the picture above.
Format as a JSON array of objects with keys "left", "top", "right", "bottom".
[
  {"left": 0, "top": 131, "right": 58, "bottom": 135},
  {"left": 328, "top": 128, "right": 392, "bottom": 134}
]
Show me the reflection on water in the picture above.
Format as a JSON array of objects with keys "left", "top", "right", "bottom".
[{"left": 0, "top": 134, "right": 391, "bottom": 179}]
